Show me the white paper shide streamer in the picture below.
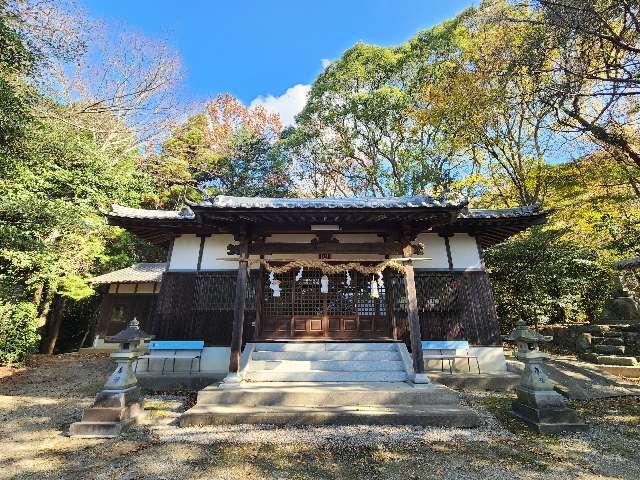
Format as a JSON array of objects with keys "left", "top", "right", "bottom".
[{"left": 269, "top": 271, "right": 281, "bottom": 297}]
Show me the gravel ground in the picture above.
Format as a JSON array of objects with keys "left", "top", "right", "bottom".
[{"left": 1, "top": 353, "right": 639, "bottom": 480}]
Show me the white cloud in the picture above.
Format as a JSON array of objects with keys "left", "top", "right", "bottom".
[
  {"left": 250, "top": 84, "right": 310, "bottom": 127},
  {"left": 321, "top": 58, "right": 333, "bottom": 70}
]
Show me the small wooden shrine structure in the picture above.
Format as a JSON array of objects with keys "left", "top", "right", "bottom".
[{"left": 103, "top": 194, "right": 547, "bottom": 377}]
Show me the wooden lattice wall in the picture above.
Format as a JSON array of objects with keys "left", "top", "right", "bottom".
[
  {"left": 389, "top": 270, "right": 501, "bottom": 346},
  {"left": 150, "top": 271, "right": 256, "bottom": 345},
  {"left": 149, "top": 269, "right": 501, "bottom": 346}
]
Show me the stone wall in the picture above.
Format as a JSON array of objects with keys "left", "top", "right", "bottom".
[{"left": 541, "top": 323, "right": 640, "bottom": 357}]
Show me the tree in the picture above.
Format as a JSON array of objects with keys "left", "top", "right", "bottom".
[
  {"left": 290, "top": 34, "right": 471, "bottom": 197},
  {"left": 507, "top": 0, "right": 640, "bottom": 177},
  {"left": 0, "top": 5, "right": 35, "bottom": 148},
  {"left": 153, "top": 93, "right": 290, "bottom": 206}
]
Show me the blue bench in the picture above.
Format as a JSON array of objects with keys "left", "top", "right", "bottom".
[
  {"left": 137, "top": 340, "right": 204, "bottom": 375},
  {"left": 421, "top": 340, "right": 480, "bottom": 374}
]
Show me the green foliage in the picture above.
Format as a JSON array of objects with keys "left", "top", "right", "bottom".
[
  {"left": 485, "top": 227, "right": 615, "bottom": 331},
  {"left": 0, "top": 9, "right": 35, "bottom": 149},
  {"left": 0, "top": 301, "right": 39, "bottom": 364}
]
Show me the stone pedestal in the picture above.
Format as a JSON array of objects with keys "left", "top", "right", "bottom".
[{"left": 69, "top": 386, "right": 144, "bottom": 437}]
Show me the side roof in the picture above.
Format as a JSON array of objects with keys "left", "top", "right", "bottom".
[{"left": 90, "top": 262, "right": 167, "bottom": 284}]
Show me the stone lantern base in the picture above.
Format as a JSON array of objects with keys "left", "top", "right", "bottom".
[
  {"left": 69, "top": 386, "right": 144, "bottom": 438},
  {"left": 511, "top": 386, "right": 588, "bottom": 434}
]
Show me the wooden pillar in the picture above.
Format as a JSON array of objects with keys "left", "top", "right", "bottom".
[
  {"left": 383, "top": 255, "right": 398, "bottom": 340},
  {"left": 402, "top": 240, "right": 426, "bottom": 380},
  {"left": 404, "top": 262, "right": 425, "bottom": 374},
  {"left": 227, "top": 232, "right": 249, "bottom": 378}
]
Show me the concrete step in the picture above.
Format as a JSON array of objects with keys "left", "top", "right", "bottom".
[
  {"left": 180, "top": 404, "right": 481, "bottom": 427},
  {"left": 197, "top": 383, "right": 458, "bottom": 406},
  {"left": 252, "top": 350, "right": 401, "bottom": 361},
  {"left": 593, "top": 344, "right": 626, "bottom": 355},
  {"left": 254, "top": 342, "right": 398, "bottom": 352},
  {"left": 244, "top": 370, "right": 408, "bottom": 383},
  {"left": 599, "top": 337, "right": 626, "bottom": 346},
  {"left": 250, "top": 360, "right": 405, "bottom": 372}
]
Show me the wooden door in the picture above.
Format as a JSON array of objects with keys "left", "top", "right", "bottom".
[{"left": 259, "top": 269, "right": 391, "bottom": 340}]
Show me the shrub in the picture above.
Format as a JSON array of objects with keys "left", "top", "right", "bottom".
[
  {"left": 0, "top": 301, "right": 39, "bottom": 364},
  {"left": 485, "top": 227, "right": 615, "bottom": 333}
]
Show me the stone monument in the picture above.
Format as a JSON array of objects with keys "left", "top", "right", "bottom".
[
  {"left": 598, "top": 278, "right": 640, "bottom": 325},
  {"left": 69, "top": 318, "right": 154, "bottom": 437},
  {"left": 506, "top": 321, "right": 588, "bottom": 434}
]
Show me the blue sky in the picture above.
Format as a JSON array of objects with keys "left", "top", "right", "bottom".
[{"left": 83, "top": 0, "right": 476, "bottom": 124}]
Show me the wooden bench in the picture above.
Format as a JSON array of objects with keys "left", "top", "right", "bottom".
[
  {"left": 136, "top": 340, "right": 204, "bottom": 375},
  {"left": 421, "top": 340, "right": 481, "bottom": 374}
]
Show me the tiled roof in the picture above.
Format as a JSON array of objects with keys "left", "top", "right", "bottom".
[
  {"left": 107, "top": 204, "right": 194, "bottom": 220},
  {"left": 90, "top": 263, "right": 167, "bottom": 284},
  {"left": 196, "top": 194, "right": 467, "bottom": 209},
  {"left": 461, "top": 205, "right": 543, "bottom": 219}
]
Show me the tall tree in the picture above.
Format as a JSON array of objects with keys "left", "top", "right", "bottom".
[
  {"left": 153, "top": 93, "right": 290, "bottom": 206},
  {"left": 290, "top": 32, "right": 472, "bottom": 197},
  {"left": 509, "top": 0, "right": 640, "bottom": 175}
]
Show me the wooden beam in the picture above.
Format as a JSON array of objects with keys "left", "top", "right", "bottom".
[
  {"left": 228, "top": 232, "right": 249, "bottom": 376},
  {"left": 227, "top": 240, "right": 423, "bottom": 256}
]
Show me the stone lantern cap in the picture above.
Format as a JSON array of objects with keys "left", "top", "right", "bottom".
[
  {"left": 504, "top": 320, "right": 552, "bottom": 343},
  {"left": 105, "top": 318, "right": 154, "bottom": 344}
]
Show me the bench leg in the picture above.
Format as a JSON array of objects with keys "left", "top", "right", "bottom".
[
  {"left": 449, "top": 359, "right": 453, "bottom": 374},
  {"left": 467, "top": 357, "right": 470, "bottom": 373},
  {"left": 476, "top": 358, "right": 481, "bottom": 375},
  {"left": 162, "top": 358, "right": 167, "bottom": 375},
  {"left": 198, "top": 356, "right": 202, "bottom": 373},
  {"left": 189, "top": 357, "right": 194, "bottom": 376}
]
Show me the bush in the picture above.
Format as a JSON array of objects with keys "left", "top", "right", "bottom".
[
  {"left": 485, "top": 227, "right": 615, "bottom": 333},
  {"left": 0, "top": 301, "right": 39, "bottom": 364}
]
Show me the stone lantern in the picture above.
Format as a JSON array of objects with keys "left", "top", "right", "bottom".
[
  {"left": 505, "top": 320, "right": 587, "bottom": 434},
  {"left": 70, "top": 318, "right": 154, "bottom": 438}
]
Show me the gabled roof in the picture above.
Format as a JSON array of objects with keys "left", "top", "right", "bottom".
[
  {"left": 103, "top": 195, "right": 548, "bottom": 248},
  {"left": 90, "top": 262, "right": 167, "bottom": 284}
]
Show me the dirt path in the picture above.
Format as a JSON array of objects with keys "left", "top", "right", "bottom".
[{"left": 1, "top": 354, "right": 639, "bottom": 480}]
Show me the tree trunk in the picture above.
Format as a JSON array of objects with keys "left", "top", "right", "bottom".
[{"left": 42, "top": 295, "right": 66, "bottom": 355}]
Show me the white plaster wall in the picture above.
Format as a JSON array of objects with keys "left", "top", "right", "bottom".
[
  {"left": 265, "top": 233, "right": 316, "bottom": 243},
  {"left": 200, "top": 234, "right": 238, "bottom": 270},
  {"left": 168, "top": 234, "right": 200, "bottom": 270},
  {"left": 423, "top": 346, "right": 507, "bottom": 373},
  {"left": 413, "top": 233, "right": 449, "bottom": 269},
  {"left": 450, "top": 234, "right": 482, "bottom": 270},
  {"left": 333, "top": 233, "right": 383, "bottom": 243}
]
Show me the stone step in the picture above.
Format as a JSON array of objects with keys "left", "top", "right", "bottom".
[
  {"left": 596, "top": 355, "right": 638, "bottom": 366},
  {"left": 250, "top": 360, "right": 405, "bottom": 372},
  {"left": 598, "top": 337, "right": 626, "bottom": 346},
  {"left": 593, "top": 345, "right": 626, "bottom": 355},
  {"left": 197, "top": 383, "right": 458, "bottom": 406},
  {"left": 179, "top": 404, "right": 481, "bottom": 427},
  {"left": 68, "top": 420, "right": 132, "bottom": 438},
  {"left": 81, "top": 404, "right": 142, "bottom": 423},
  {"left": 244, "top": 370, "right": 408, "bottom": 383},
  {"left": 254, "top": 342, "right": 398, "bottom": 352},
  {"left": 252, "top": 350, "right": 401, "bottom": 361}
]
